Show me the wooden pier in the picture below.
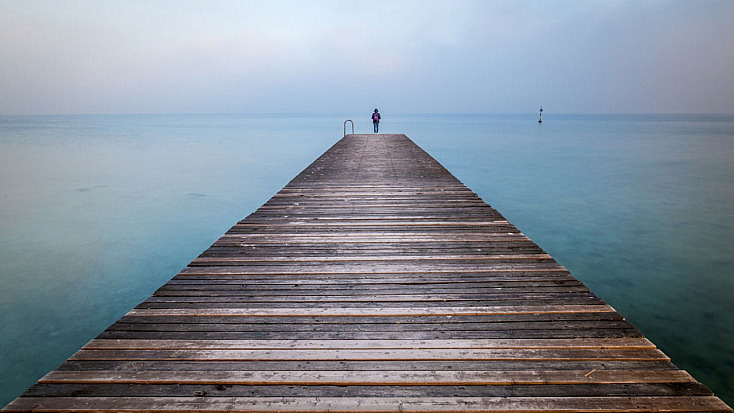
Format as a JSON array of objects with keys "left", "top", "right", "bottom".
[{"left": 4, "top": 134, "right": 731, "bottom": 412}]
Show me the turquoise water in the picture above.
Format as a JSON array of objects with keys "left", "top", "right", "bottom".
[{"left": 1, "top": 114, "right": 732, "bottom": 405}]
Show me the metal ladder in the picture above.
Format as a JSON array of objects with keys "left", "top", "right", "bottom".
[{"left": 343, "top": 120, "right": 354, "bottom": 137}]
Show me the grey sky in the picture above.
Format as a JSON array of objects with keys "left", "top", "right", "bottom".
[{"left": 1, "top": 0, "right": 733, "bottom": 114}]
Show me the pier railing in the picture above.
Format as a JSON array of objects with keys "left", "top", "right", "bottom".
[{"left": 343, "top": 119, "right": 354, "bottom": 136}]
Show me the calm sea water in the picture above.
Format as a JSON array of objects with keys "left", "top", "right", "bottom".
[{"left": 1, "top": 113, "right": 732, "bottom": 406}]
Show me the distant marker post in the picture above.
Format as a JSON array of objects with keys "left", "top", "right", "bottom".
[{"left": 538, "top": 106, "right": 543, "bottom": 124}]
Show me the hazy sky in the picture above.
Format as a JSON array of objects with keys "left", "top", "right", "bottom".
[{"left": 1, "top": 0, "right": 733, "bottom": 114}]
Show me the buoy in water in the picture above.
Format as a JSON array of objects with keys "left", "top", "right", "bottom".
[{"left": 538, "top": 106, "right": 543, "bottom": 124}]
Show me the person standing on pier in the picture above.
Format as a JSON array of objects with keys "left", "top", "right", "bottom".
[{"left": 372, "top": 109, "right": 381, "bottom": 133}]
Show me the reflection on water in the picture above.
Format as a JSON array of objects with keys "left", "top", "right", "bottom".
[{"left": 1, "top": 113, "right": 732, "bottom": 405}]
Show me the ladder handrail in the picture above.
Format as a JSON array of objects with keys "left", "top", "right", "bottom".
[{"left": 344, "top": 120, "right": 354, "bottom": 136}]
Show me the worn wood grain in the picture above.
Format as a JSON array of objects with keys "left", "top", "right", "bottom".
[
  {"left": 82, "top": 338, "right": 655, "bottom": 350},
  {"left": 40, "top": 369, "right": 695, "bottom": 385},
  {"left": 5, "top": 396, "right": 731, "bottom": 412}
]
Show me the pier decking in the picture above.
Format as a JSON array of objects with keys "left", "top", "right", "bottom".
[{"left": 4, "top": 134, "right": 731, "bottom": 412}]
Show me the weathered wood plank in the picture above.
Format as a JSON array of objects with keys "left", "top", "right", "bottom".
[
  {"left": 5, "top": 396, "right": 731, "bottom": 412},
  {"left": 82, "top": 338, "right": 656, "bottom": 350},
  {"left": 68, "top": 348, "right": 670, "bottom": 361},
  {"left": 23, "top": 382, "right": 714, "bottom": 398},
  {"left": 103, "top": 322, "right": 636, "bottom": 334},
  {"left": 56, "top": 359, "right": 680, "bottom": 373},
  {"left": 113, "top": 313, "right": 627, "bottom": 326},
  {"left": 189, "top": 254, "right": 554, "bottom": 264},
  {"left": 155, "top": 283, "right": 588, "bottom": 298},
  {"left": 177, "top": 264, "right": 570, "bottom": 275},
  {"left": 125, "top": 305, "right": 616, "bottom": 317},
  {"left": 95, "top": 330, "right": 644, "bottom": 340},
  {"left": 40, "top": 369, "right": 695, "bottom": 385},
  {"left": 160, "top": 280, "right": 582, "bottom": 289}
]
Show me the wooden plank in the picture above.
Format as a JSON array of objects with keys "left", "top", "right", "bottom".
[
  {"left": 125, "top": 305, "right": 616, "bottom": 317},
  {"left": 232, "top": 222, "right": 513, "bottom": 227},
  {"left": 161, "top": 281, "right": 579, "bottom": 288},
  {"left": 145, "top": 295, "right": 597, "bottom": 303},
  {"left": 168, "top": 276, "right": 575, "bottom": 284},
  {"left": 212, "top": 239, "right": 532, "bottom": 245},
  {"left": 177, "top": 264, "right": 570, "bottom": 275},
  {"left": 96, "top": 330, "right": 644, "bottom": 340},
  {"left": 82, "top": 338, "right": 656, "bottom": 350},
  {"left": 154, "top": 286, "right": 584, "bottom": 294},
  {"left": 68, "top": 348, "right": 670, "bottom": 361},
  {"left": 132, "top": 300, "right": 613, "bottom": 310},
  {"left": 55, "top": 359, "right": 680, "bottom": 373},
  {"left": 190, "top": 255, "right": 553, "bottom": 264},
  {"left": 216, "top": 232, "right": 527, "bottom": 238},
  {"left": 104, "top": 323, "right": 636, "bottom": 335},
  {"left": 245, "top": 216, "right": 502, "bottom": 220},
  {"left": 113, "top": 313, "right": 628, "bottom": 326},
  {"left": 145, "top": 294, "right": 597, "bottom": 303},
  {"left": 161, "top": 279, "right": 581, "bottom": 287},
  {"left": 19, "top": 383, "right": 715, "bottom": 398},
  {"left": 5, "top": 396, "right": 731, "bottom": 412},
  {"left": 40, "top": 369, "right": 696, "bottom": 385}
]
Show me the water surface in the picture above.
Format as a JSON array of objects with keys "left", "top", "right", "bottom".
[{"left": 1, "top": 113, "right": 732, "bottom": 405}]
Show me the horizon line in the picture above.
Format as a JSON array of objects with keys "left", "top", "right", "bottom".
[{"left": 1, "top": 111, "right": 733, "bottom": 117}]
